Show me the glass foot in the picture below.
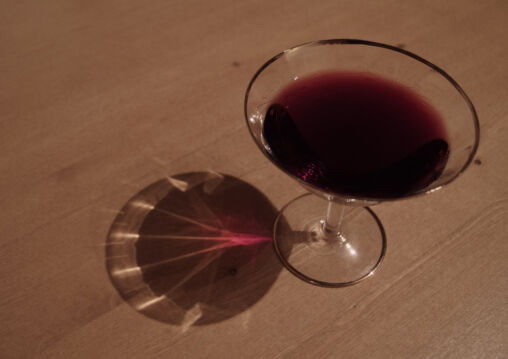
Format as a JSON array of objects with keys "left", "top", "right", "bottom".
[{"left": 273, "top": 193, "right": 386, "bottom": 287}]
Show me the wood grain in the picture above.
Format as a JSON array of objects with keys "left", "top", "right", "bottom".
[{"left": 1, "top": 0, "right": 507, "bottom": 358}]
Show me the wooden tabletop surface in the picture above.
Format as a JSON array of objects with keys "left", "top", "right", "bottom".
[{"left": 1, "top": 1, "right": 507, "bottom": 358}]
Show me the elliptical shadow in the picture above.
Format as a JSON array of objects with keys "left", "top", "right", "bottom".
[{"left": 106, "top": 172, "right": 287, "bottom": 327}]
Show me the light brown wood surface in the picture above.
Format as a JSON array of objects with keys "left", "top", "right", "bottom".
[{"left": 1, "top": 1, "right": 507, "bottom": 358}]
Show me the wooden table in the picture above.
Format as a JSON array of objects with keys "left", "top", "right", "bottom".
[{"left": 1, "top": 1, "right": 507, "bottom": 358}]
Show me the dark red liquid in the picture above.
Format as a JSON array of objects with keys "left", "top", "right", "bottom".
[{"left": 262, "top": 71, "right": 449, "bottom": 198}]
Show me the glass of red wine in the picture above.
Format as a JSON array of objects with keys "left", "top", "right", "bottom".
[{"left": 244, "top": 39, "right": 479, "bottom": 287}]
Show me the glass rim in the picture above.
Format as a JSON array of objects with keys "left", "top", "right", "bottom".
[{"left": 243, "top": 38, "right": 480, "bottom": 203}]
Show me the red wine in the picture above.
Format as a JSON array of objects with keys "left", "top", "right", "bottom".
[{"left": 262, "top": 71, "right": 449, "bottom": 198}]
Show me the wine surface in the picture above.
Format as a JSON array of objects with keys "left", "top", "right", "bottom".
[{"left": 262, "top": 71, "right": 449, "bottom": 198}]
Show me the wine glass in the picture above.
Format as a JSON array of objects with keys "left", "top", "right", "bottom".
[{"left": 244, "top": 39, "right": 479, "bottom": 287}]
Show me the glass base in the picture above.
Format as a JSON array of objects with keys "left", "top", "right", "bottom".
[{"left": 273, "top": 193, "right": 386, "bottom": 287}]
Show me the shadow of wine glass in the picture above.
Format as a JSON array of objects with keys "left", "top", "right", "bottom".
[{"left": 106, "top": 171, "right": 286, "bottom": 328}]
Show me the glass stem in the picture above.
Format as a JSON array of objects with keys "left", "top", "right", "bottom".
[{"left": 323, "top": 200, "right": 345, "bottom": 235}]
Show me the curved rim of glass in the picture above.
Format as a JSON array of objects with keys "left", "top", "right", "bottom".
[{"left": 243, "top": 39, "right": 480, "bottom": 203}]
